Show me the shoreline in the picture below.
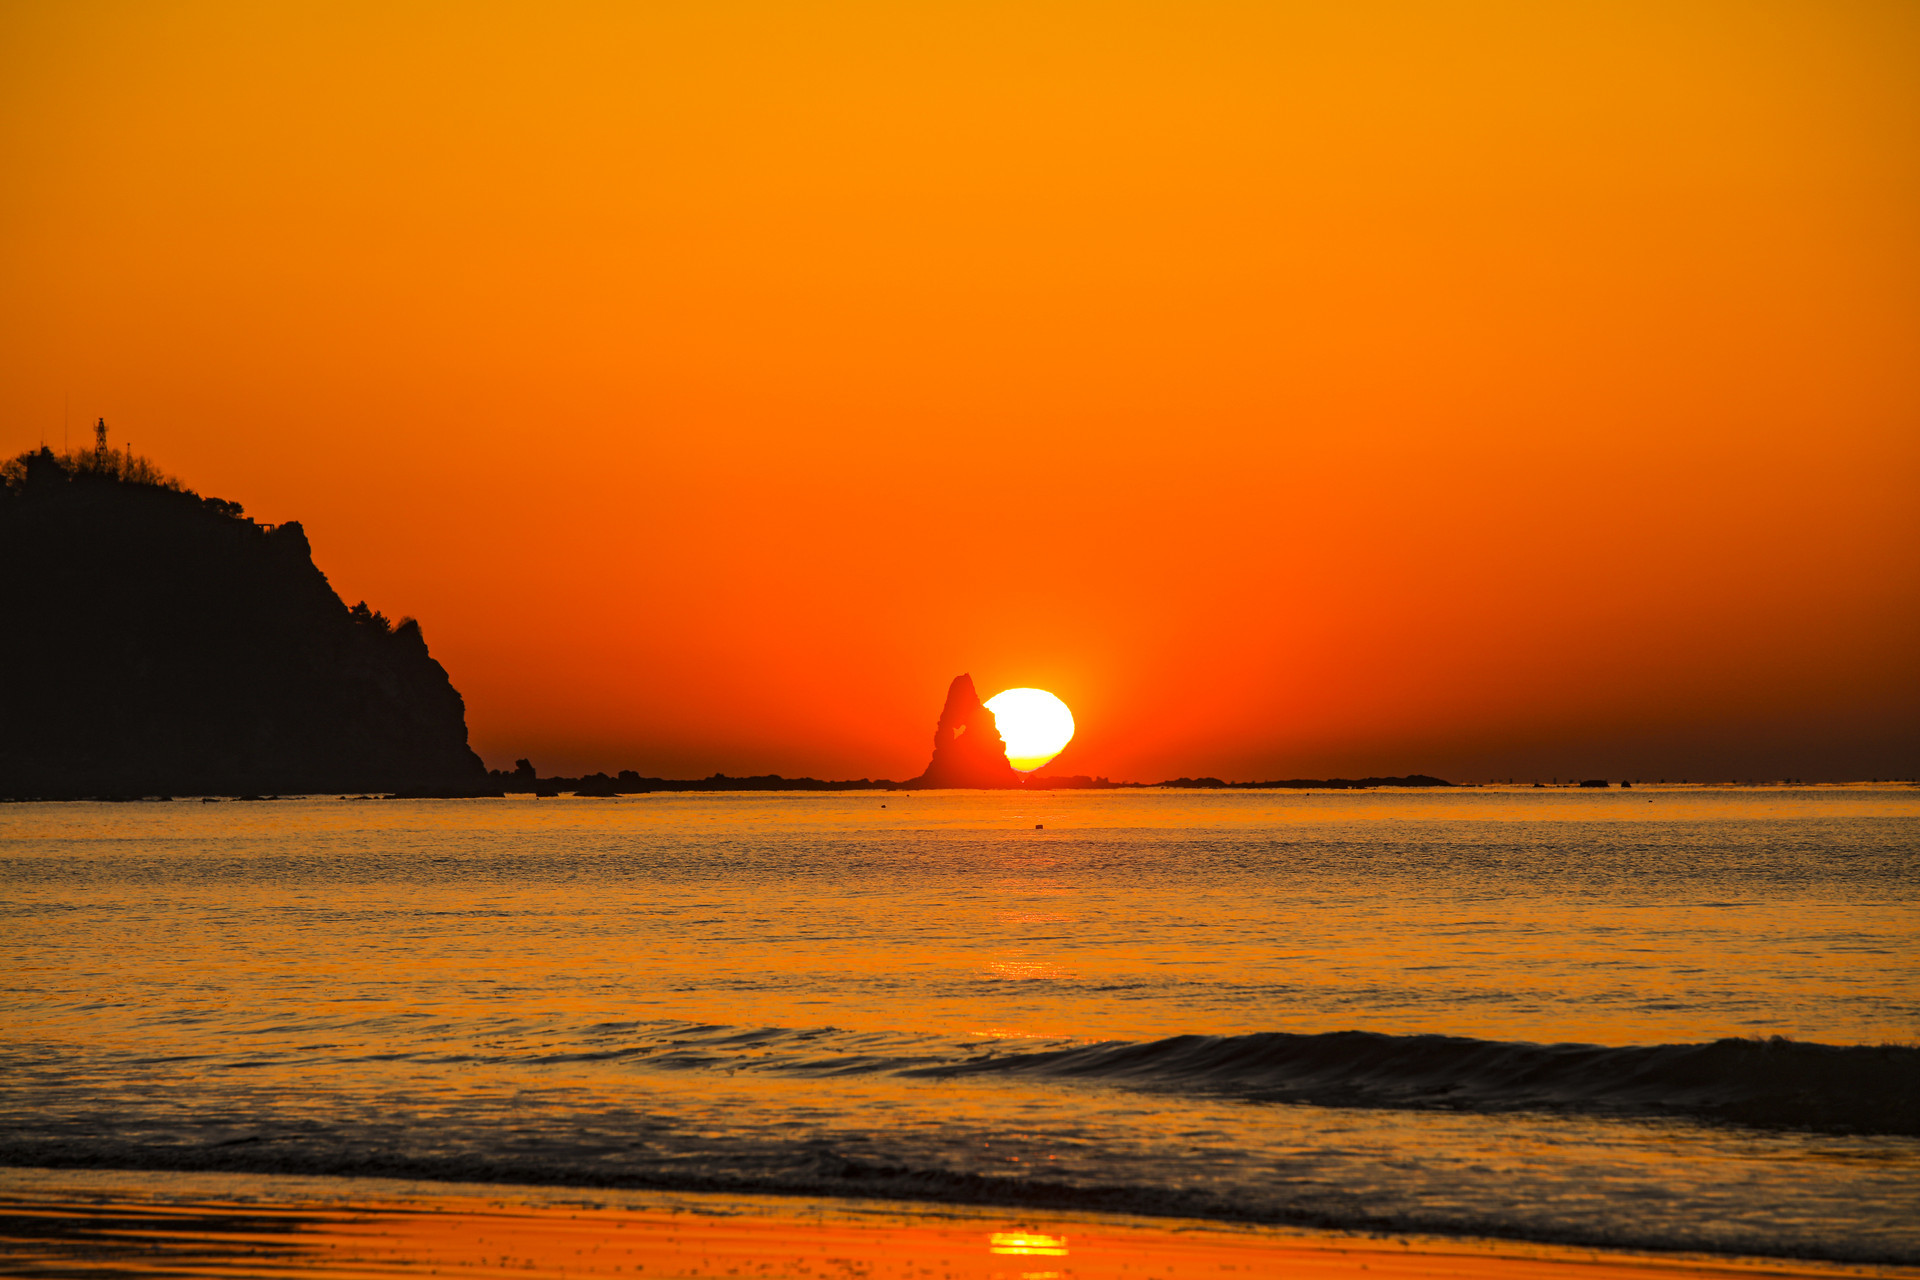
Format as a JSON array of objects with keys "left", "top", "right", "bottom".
[
  {"left": 4, "top": 781, "right": 1916, "bottom": 804},
  {"left": 5, "top": 1168, "right": 1914, "bottom": 1280}
]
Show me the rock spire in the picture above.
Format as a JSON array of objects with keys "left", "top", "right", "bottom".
[{"left": 906, "top": 673, "right": 1021, "bottom": 789}]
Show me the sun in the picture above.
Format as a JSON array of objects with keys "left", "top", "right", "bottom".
[{"left": 985, "top": 688, "right": 1075, "bottom": 772}]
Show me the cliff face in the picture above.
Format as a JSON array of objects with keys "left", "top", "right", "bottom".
[
  {"left": 906, "top": 673, "right": 1021, "bottom": 789},
  {"left": 0, "top": 449, "right": 489, "bottom": 797}
]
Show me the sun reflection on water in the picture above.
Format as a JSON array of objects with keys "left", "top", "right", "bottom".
[
  {"left": 989, "top": 1231, "right": 1068, "bottom": 1256},
  {"left": 984, "top": 961, "right": 1071, "bottom": 981}
]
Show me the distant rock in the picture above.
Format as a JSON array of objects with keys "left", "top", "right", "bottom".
[
  {"left": 904, "top": 674, "right": 1022, "bottom": 789},
  {"left": 0, "top": 446, "right": 491, "bottom": 798}
]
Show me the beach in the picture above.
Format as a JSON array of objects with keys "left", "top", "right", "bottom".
[{"left": 7, "top": 1169, "right": 1913, "bottom": 1280}]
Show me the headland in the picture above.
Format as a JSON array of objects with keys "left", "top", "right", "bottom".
[{"left": 0, "top": 443, "right": 490, "bottom": 799}]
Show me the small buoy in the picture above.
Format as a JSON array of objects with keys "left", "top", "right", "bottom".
[
  {"left": 1035, "top": 823, "right": 1044, "bottom": 829},
  {"left": 881, "top": 804, "right": 887, "bottom": 808}
]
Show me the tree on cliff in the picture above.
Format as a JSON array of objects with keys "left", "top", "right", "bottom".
[{"left": 0, "top": 446, "right": 489, "bottom": 797}]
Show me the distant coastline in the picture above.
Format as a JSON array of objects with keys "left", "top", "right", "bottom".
[
  {"left": 484, "top": 763, "right": 1455, "bottom": 796},
  {"left": 21, "top": 443, "right": 1888, "bottom": 804}
]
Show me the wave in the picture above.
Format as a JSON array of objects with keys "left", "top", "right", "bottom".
[
  {"left": 566, "top": 1022, "right": 1917, "bottom": 1134},
  {"left": 890, "top": 1029, "right": 1919, "bottom": 1135},
  {"left": 42, "top": 1021, "right": 1919, "bottom": 1135}
]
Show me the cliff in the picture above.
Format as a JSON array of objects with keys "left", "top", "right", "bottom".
[
  {"left": 904, "top": 673, "right": 1022, "bottom": 789},
  {"left": 0, "top": 447, "right": 490, "bottom": 798}
]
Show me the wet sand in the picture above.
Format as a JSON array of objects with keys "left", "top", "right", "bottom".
[{"left": 2, "top": 1172, "right": 1911, "bottom": 1280}]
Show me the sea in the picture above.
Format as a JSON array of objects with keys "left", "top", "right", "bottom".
[{"left": 2, "top": 787, "right": 1916, "bottom": 1264}]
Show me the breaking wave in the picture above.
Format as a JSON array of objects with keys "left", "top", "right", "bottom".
[
  {"left": 471, "top": 1021, "right": 1919, "bottom": 1135},
  {"left": 900, "top": 1029, "right": 1919, "bottom": 1134}
]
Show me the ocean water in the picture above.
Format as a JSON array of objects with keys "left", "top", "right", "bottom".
[{"left": 2, "top": 788, "right": 1916, "bottom": 1262}]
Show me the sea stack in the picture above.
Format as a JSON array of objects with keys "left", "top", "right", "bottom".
[{"left": 906, "top": 673, "right": 1021, "bottom": 789}]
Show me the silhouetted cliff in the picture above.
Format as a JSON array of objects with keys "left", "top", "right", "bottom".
[{"left": 0, "top": 446, "right": 489, "bottom": 798}]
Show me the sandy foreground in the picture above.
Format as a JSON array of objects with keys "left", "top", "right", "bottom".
[{"left": 0, "top": 1170, "right": 1909, "bottom": 1280}]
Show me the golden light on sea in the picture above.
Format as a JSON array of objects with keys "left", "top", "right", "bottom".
[{"left": 989, "top": 1231, "right": 1068, "bottom": 1256}]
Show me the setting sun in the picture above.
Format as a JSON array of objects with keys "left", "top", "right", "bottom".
[{"left": 985, "top": 688, "right": 1075, "bottom": 772}]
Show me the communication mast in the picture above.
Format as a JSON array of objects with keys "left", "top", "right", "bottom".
[{"left": 94, "top": 417, "right": 108, "bottom": 463}]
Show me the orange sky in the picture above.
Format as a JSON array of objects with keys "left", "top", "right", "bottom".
[{"left": 3, "top": 2, "right": 1916, "bottom": 782}]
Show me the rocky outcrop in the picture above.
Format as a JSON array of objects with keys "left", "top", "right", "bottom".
[
  {"left": 904, "top": 673, "right": 1021, "bottom": 789},
  {"left": 0, "top": 447, "right": 490, "bottom": 797}
]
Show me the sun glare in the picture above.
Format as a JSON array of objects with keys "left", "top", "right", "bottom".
[
  {"left": 985, "top": 688, "right": 1075, "bottom": 772},
  {"left": 989, "top": 1231, "right": 1068, "bottom": 1257}
]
